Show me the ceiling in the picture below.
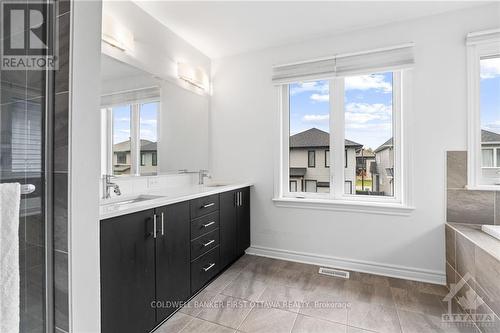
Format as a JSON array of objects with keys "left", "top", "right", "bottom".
[{"left": 134, "top": 1, "right": 489, "bottom": 59}]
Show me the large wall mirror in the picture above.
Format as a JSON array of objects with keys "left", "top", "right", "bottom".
[{"left": 99, "top": 54, "right": 209, "bottom": 176}]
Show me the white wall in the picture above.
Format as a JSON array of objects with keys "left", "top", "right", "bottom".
[
  {"left": 210, "top": 4, "right": 500, "bottom": 283},
  {"left": 70, "top": 1, "right": 102, "bottom": 331},
  {"left": 102, "top": 1, "right": 210, "bottom": 94}
]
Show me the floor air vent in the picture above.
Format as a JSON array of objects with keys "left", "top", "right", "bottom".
[{"left": 318, "top": 267, "right": 350, "bottom": 279}]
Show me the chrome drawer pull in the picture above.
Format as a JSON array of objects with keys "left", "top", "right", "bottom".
[
  {"left": 161, "top": 212, "right": 165, "bottom": 236},
  {"left": 203, "top": 263, "right": 215, "bottom": 272},
  {"left": 153, "top": 214, "right": 157, "bottom": 239},
  {"left": 202, "top": 239, "right": 215, "bottom": 247},
  {"left": 202, "top": 221, "right": 215, "bottom": 228},
  {"left": 202, "top": 203, "right": 215, "bottom": 208}
]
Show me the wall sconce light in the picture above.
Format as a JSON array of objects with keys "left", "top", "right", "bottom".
[
  {"left": 177, "top": 62, "right": 209, "bottom": 91},
  {"left": 102, "top": 14, "right": 134, "bottom": 52}
]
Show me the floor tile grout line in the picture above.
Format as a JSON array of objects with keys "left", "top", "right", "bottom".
[
  {"left": 175, "top": 313, "right": 195, "bottom": 333},
  {"left": 289, "top": 311, "right": 300, "bottom": 333}
]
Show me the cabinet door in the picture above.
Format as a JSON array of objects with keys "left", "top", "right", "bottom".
[
  {"left": 155, "top": 201, "right": 190, "bottom": 322},
  {"left": 219, "top": 190, "right": 238, "bottom": 268},
  {"left": 237, "top": 187, "right": 251, "bottom": 256},
  {"left": 100, "top": 210, "right": 156, "bottom": 333}
]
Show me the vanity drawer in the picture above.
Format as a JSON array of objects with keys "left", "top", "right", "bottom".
[
  {"left": 191, "top": 246, "right": 220, "bottom": 293},
  {"left": 191, "top": 211, "right": 219, "bottom": 239},
  {"left": 191, "top": 229, "right": 220, "bottom": 260},
  {"left": 190, "top": 194, "right": 219, "bottom": 219}
]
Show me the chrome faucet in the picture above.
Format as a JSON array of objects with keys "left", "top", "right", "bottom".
[
  {"left": 199, "top": 169, "right": 211, "bottom": 185},
  {"left": 179, "top": 169, "right": 211, "bottom": 185},
  {"left": 102, "top": 174, "right": 121, "bottom": 199}
]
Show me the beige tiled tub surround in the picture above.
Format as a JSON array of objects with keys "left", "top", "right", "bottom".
[
  {"left": 446, "top": 151, "right": 500, "bottom": 225},
  {"left": 445, "top": 223, "right": 500, "bottom": 332},
  {"left": 156, "top": 255, "right": 482, "bottom": 333}
]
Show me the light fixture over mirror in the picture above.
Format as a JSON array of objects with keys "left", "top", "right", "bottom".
[
  {"left": 177, "top": 62, "right": 209, "bottom": 92},
  {"left": 102, "top": 14, "right": 134, "bottom": 52}
]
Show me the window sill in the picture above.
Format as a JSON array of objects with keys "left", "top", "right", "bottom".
[
  {"left": 466, "top": 184, "right": 500, "bottom": 192},
  {"left": 272, "top": 197, "right": 415, "bottom": 216}
]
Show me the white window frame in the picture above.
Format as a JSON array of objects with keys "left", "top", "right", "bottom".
[
  {"left": 101, "top": 100, "right": 160, "bottom": 176},
  {"left": 466, "top": 29, "right": 500, "bottom": 190},
  {"left": 274, "top": 70, "right": 414, "bottom": 216}
]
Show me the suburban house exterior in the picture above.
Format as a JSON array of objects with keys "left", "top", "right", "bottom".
[
  {"left": 372, "top": 138, "right": 394, "bottom": 196},
  {"left": 289, "top": 128, "right": 362, "bottom": 194},
  {"left": 481, "top": 129, "right": 500, "bottom": 179},
  {"left": 356, "top": 148, "right": 376, "bottom": 192},
  {"left": 113, "top": 139, "right": 158, "bottom": 175}
]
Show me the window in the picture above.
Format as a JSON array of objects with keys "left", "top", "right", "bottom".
[
  {"left": 305, "top": 180, "right": 317, "bottom": 192},
  {"left": 112, "top": 105, "right": 132, "bottom": 175},
  {"left": 345, "top": 72, "right": 394, "bottom": 197},
  {"left": 283, "top": 72, "right": 403, "bottom": 200},
  {"left": 308, "top": 150, "right": 316, "bottom": 167},
  {"left": 275, "top": 44, "right": 413, "bottom": 211},
  {"left": 102, "top": 99, "right": 160, "bottom": 176},
  {"left": 116, "top": 152, "right": 127, "bottom": 164},
  {"left": 467, "top": 31, "right": 500, "bottom": 188},
  {"left": 152, "top": 152, "right": 157, "bottom": 166}
]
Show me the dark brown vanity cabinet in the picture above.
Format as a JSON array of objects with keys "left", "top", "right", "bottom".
[
  {"left": 100, "top": 202, "right": 190, "bottom": 333},
  {"left": 220, "top": 187, "right": 251, "bottom": 268},
  {"left": 154, "top": 202, "right": 191, "bottom": 321},
  {"left": 100, "top": 209, "right": 156, "bottom": 333},
  {"left": 100, "top": 187, "right": 250, "bottom": 333}
]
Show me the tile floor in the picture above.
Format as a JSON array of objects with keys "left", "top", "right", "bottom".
[{"left": 155, "top": 255, "right": 485, "bottom": 333}]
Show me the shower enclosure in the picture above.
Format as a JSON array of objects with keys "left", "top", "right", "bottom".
[{"left": 0, "top": 1, "right": 70, "bottom": 332}]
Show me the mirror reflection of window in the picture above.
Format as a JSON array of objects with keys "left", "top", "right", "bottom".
[
  {"left": 139, "top": 102, "right": 159, "bottom": 175},
  {"left": 112, "top": 105, "right": 132, "bottom": 175}
]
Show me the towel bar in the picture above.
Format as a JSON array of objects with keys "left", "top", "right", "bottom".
[{"left": 21, "top": 184, "right": 36, "bottom": 195}]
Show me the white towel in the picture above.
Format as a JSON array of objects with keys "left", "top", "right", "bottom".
[{"left": 0, "top": 183, "right": 20, "bottom": 333}]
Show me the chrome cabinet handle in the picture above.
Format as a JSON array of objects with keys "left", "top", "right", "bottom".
[
  {"left": 202, "top": 202, "right": 215, "bottom": 208},
  {"left": 161, "top": 212, "right": 165, "bottom": 236},
  {"left": 153, "top": 214, "right": 157, "bottom": 239},
  {"left": 202, "top": 239, "right": 215, "bottom": 247},
  {"left": 202, "top": 221, "right": 215, "bottom": 228},
  {"left": 203, "top": 263, "right": 215, "bottom": 272}
]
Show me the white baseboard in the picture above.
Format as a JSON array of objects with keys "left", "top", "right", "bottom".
[{"left": 246, "top": 245, "right": 446, "bottom": 285}]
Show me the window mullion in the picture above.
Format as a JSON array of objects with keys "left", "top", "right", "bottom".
[
  {"left": 131, "top": 104, "right": 140, "bottom": 175},
  {"left": 331, "top": 78, "right": 345, "bottom": 200},
  {"left": 106, "top": 108, "right": 113, "bottom": 175}
]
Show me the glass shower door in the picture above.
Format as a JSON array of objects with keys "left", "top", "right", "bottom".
[{"left": 1, "top": 69, "right": 48, "bottom": 333}]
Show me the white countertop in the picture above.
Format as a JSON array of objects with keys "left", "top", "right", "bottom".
[{"left": 100, "top": 183, "right": 252, "bottom": 220}]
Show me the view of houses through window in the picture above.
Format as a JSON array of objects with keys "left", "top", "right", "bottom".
[
  {"left": 289, "top": 80, "right": 331, "bottom": 194},
  {"left": 288, "top": 73, "right": 395, "bottom": 197},
  {"left": 112, "top": 105, "right": 132, "bottom": 175},
  {"left": 480, "top": 56, "right": 500, "bottom": 175},
  {"left": 110, "top": 101, "right": 159, "bottom": 175},
  {"left": 139, "top": 102, "right": 159, "bottom": 175}
]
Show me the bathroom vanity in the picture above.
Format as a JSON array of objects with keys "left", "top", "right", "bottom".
[{"left": 99, "top": 184, "right": 251, "bottom": 333}]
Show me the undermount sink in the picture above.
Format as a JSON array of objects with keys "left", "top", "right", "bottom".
[
  {"left": 204, "top": 181, "right": 231, "bottom": 187},
  {"left": 101, "top": 194, "right": 164, "bottom": 207}
]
